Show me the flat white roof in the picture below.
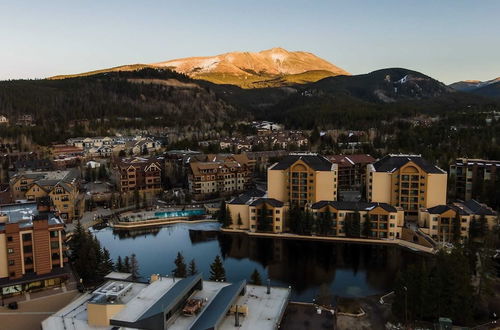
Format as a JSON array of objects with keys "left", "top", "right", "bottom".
[{"left": 169, "top": 282, "right": 290, "bottom": 330}]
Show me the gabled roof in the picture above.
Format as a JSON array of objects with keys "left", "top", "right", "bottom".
[
  {"left": 249, "top": 198, "right": 284, "bottom": 208},
  {"left": 372, "top": 154, "right": 445, "bottom": 174},
  {"left": 228, "top": 189, "right": 266, "bottom": 205},
  {"left": 270, "top": 154, "right": 333, "bottom": 171},
  {"left": 311, "top": 200, "right": 398, "bottom": 212},
  {"left": 426, "top": 200, "right": 496, "bottom": 216}
]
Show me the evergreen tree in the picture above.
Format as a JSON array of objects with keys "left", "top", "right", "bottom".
[
  {"left": 224, "top": 207, "right": 232, "bottom": 228},
  {"left": 479, "top": 214, "right": 489, "bottom": 238},
  {"left": 363, "top": 214, "right": 372, "bottom": 237},
  {"left": 237, "top": 213, "right": 243, "bottom": 229},
  {"left": 124, "top": 256, "right": 131, "bottom": 273},
  {"left": 218, "top": 201, "right": 227, "bottom": 225},
  {"left": 250, "top": 268, "right": 262, "bottom": 285},
  {"left": 116, "top": 256, "right": 124, "bottom": 272},
  {"left": 134, "top": 189, "right": 141, "bottom": 209},
  {"left": 98, "top": 248, "right": 114, "bottom": 277},
  {"left": 130, "top": 254, "right": 140, "bottom": 280},
  {"left": 453, "top": 211, "right": 462, "bottom": 243},
  {"left": 173, "top": 252, "right": 187, "bottom": 278},
  {"left": 209, "top": 255, "right": 226, "bottom": 281},
  {"left": 352, "top": 211, "right": 361, "bottom": 238},
  {"left": 188, "top": 259, "right": 198, "bottom": 276}
]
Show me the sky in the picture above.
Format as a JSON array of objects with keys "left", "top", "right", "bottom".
[{"left": 0, "top": 0, "right": 499, "bottom": 83}]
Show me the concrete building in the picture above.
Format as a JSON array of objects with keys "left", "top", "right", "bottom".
[
  {"left": 267, "top": 153, "right": 338, "bottom": 207},
  {"left": 310, "top": 201, "right": 404, "bottom": 239},
  {"left": 418, "top": 199, "right": 498, "bottom": 242},
  {"left": 0, "top": 200, "right": 69, "bottom": 300},
  {"left": 188, "top": 154, "right": 255, "bottom": 200},
  {"left": 43, "top": 272, "right": 290, "bottom": 330},
  {"left": 367, "top": 154, "right": 447, "bottom": 217},
  {"left": 449, "top": 158, "right": 500, "bottom": 201},
  {"left": 9, "top": 169, "right": 83, "bottom": 222}
]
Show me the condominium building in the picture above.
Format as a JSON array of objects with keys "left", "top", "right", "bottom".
[
  {"left": 366, "top": 154, "right": 447, "bottom": 217},
  {"left": 9, "top": 169, "right": 83, "bottom": 222},
  {"left": 267, "top": 153, "right": 338, "bottom": 207},
  {"left": 418, "top": 199, "right": 498, "bottom": 242},
  {"left": 227, "top": 189, "right": 287, "bottom": 233},
  {"left": 449, "top": 158, "right": 500, "bottom": 201},
  {"left": 188, "top": 154, "right": 255, "bottom": 200},
  {"left": 0, "top": 200, "right": 69, "bottom": 299},
  {"left": 310, "top": 201, "right": 404, "bottom": 239},
  {"left": 112, "top": 156, "right": 162, "bottom": 195},
  {"left": 327, "top": 154, "right": 375, "bottom": 191}
]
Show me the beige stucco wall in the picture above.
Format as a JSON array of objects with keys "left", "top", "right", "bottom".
[
  {"left": 425, "top": 173, "right": 447, "bottom": 208},
  {"left": 369, "top": 172, "right": 391, "bottom": 204},
  {"left": 88, "top": 303, "right": 125, "bottom": 327},
  {"left": 228, "top": 204, "right": 250, "bottom": 230},
  {"left": 0, "top": 233, "right": 8, "bottom": 278},
  {"left": 268, "top": 168, "right": 287, "bottom": 202},
  {"left": 315, "top": 170, "right": 337, "bottom": 202}
]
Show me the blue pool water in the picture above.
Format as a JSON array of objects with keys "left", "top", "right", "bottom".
[{"left": 154, "top": 209, "right": 205, "bottom": 218}]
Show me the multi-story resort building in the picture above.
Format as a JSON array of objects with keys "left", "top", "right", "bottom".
[
  {"left": 310, "top": 201, "right": 404, "bottom": 239},
  {"left": 327, "top": 154, "right": 375, "bottom": 191},
  {"left": 366, "top": 154, "right": 447, "bottom": 218},
  {"left": 449, "top": 158, "right": 500, "bottom": 201},
  {"left": 418, "top": 199, "right": 498, "bottom": 242},
  {"left": 267, "top": 154, "right": 338, "bottom": 207},
  {"left": 43, "top": 272, "right": 290, "bottom": 330},
  {"left": 0, "top": 199, "right": 69, "bottom": 300},
  {"left": 9, "top": 169, "right": 83, "bottom": 222},
  {"left": 188, "top": 154, "right": 255, "bottom": 200},
  {"left": 112, "top": 156, "right": 163, "bottom": 196}
]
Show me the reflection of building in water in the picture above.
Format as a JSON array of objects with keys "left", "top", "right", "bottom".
[
  {"left": 220, "top": 233, "right": 284, "bottom": 267},
  {"left": 188, "top": 230, "right": 219, "bottom": 244},
  {"left": 112, "top": 226, "right": 161, "bottom": 239}
]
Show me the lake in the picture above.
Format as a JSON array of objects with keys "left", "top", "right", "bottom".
[{"left": 93, "top": 222, "right": 427, "bottom": 302}]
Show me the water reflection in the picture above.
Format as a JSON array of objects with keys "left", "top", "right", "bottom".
[{"left": 93, "top": 223, "right": 426, "bottom": 302}]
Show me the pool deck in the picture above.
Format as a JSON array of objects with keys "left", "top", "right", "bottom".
[
  {"left": 220, "top": 229, "right": 436, "bottom": 255},
  {"left": 112, "top": 218, "right": 218, "bottom": 229}
]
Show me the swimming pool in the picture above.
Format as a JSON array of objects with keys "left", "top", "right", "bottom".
[{"left": 154, "top": 209, "right": 205, "bottom": 218}]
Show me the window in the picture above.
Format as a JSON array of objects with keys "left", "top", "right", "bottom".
[
  {"left": 7, "top": 236, "right": 13, "bottom": 242},
  {"left": 7, "top": 248, "right": 14, "bottom": 254},
  {"left": 51, "top": 242, "right": 59, "bottom": 249},
  {"left": 50, "top": 231, "right": 59, "bottom": 238},
  {"left": 390, "top": 223, "right": 395, "bottom": 228},
  {"left": 23, "top": 245, "right": 32, "bottom": 253},
  {"left": 9, "top": 272, "right": 15, "bottom": 277},
  {"left": 23, "top": 233, "right": 32, "bottom": 241},
  {"left": 8, "top": 260, "right": 14, "bottom": 266}
]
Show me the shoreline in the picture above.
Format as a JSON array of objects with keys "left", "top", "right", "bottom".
[
  {"left": 220, "top": 228, "right": 436, "bottom": 255},
  {"left": 110, "top": 218, "right": 219, "bottom": 229}
]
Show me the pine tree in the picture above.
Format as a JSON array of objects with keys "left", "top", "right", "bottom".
[
  {"left": 453, "top": 211, "right": 462, "bottom": 243},
  {"left": 250, "top": 268, "right": 262, "bottom": 285},
  {"left": 130, "top": 254, "right": 140, "bottom": 280},
  {"left": 224, "top": 207, "right": 232, "bottom": 228},
  {"left": 209, "top": 255, "right": 226, "bottom": 281},
  {"left": 363, "top": 214, "right": 372, "bottom": 237},
  {"left": 116, "top": 256, "right": 124, "bottom": 272},
  {"left": 218, "top": 201, "right": 227, "bottom": 224},
  {"left": 173, "top": 252, "right": 187, "bottom": 278},
  {"left": 98, "top": 248, "right": 114, "bottom": 277},
  {"left": 188, "top": 259, "right": 198, "bottom": 276},
  {"left": 237, "top": 213, "right": 243, "bottom": 229},
  {"left": 124, "top": 256, "right": 131, "bottom": 273}
]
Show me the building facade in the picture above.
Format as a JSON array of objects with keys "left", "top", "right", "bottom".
[
  {"left": 418, "top": 199, "right": 498, "bottom": 242},
  {"left": 327, "top": 154, "right": 375, "bottom": 191},
  {"left": 267, "top": 154, "right": 338, "bottom": 207},
  {"left": 367, "top": 154, "right": 447, "bottom": 217},
  {"left": 0, "top": 201, "right": 69, "bottom": 298},
  {"left": 188, "top": 154, "right": 255, "bottom": 200},
  {"left": 9, "top": 170, "right": 83, "bottom": 222},
  {"left": 112, "top": 156, "right": 163, "bottom": 196},
  {"left": 310, "top": 201, "right": 404, "bottom": 239},
  {"left": 449, "top": 158, "right": 500, "bottom": 201}
]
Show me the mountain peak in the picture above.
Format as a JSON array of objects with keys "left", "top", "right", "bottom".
[{"left": 153, "top": 48, "right": 349, "bottom": 88}]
